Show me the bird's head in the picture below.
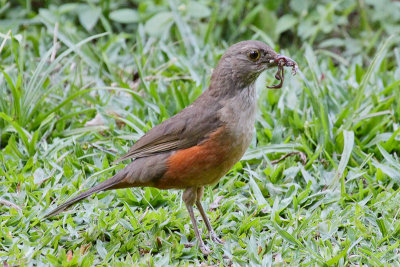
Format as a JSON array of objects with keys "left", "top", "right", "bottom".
[{"left": 209, "top": 40, "right": 297, "bottom": 95}]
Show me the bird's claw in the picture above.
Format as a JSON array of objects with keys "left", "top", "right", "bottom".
[
  {"left": 210, "top": 233, "right": 225, "bottom": 245},
  {"left": 184, "top": 241, "right": 213, "bottom": 255},
  {"left": 200, "top": 244, "right": 213, "bottom": 255}
]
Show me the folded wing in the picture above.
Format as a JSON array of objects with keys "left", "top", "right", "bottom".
[{"left": 114, "top": 96, "right": 222, "bottom": 163}]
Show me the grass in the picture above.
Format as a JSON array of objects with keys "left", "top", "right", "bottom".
[{"left": 1, "top": 0, "right": 400, "bottom": 265}]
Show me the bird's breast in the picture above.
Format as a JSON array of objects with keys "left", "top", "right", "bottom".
[{"left": 218, "top": 85, "right": 257, "bottom": 142}]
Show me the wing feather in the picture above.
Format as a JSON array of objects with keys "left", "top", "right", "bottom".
[{"left": 114, "top": 97, "right": 222, "bottom": 163}]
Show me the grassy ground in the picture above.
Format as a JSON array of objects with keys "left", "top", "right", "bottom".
[{"left": 1, "top": 0, "right": 400, "bottom": 266}]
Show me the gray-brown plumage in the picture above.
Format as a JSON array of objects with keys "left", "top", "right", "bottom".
[{"left": 46, "top": 40, "right": 297, "bottom": 254}]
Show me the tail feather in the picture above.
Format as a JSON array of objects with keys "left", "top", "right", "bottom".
[{"left": 45, "top": 171, "right": 126, "bottom": 218}]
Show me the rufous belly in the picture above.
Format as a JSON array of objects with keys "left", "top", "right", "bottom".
[{"left": 155, "top": 126, "right": 249, "bottom": 189}]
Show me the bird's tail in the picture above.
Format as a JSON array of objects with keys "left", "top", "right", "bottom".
[{"left": 45, "top": 170, "right": 128, "bottom": 218}]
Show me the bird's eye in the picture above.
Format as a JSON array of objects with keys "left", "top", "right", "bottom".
[{"left": 247, "top": 50, "right": 260, "bottom": 61}]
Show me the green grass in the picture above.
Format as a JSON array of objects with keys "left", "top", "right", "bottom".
[{"left": 1, "top": 0, "right": 400, "bottom": 265}]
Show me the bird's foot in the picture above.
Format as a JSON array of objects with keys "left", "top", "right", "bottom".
[
  {"left": 210, "top": 233, "right": 225, "bottom": 245},
  {"left": 199, "top": 243, "right": 212, "bottom": 255},
  {"left": 184, "top": 241, "right": 213, "bottom": 255}
]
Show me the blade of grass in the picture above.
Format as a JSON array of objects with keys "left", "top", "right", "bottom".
[{"left": 329, "top": 130, "right": 354, "bottom": 189}]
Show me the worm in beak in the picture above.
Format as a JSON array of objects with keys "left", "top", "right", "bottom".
[{"left": 267, "top": 55, "right": 298, "bottom": 89}]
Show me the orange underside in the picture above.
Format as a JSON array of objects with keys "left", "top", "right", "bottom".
[{"left": 155, "top": 127, "right": 241, "bottom": 189}]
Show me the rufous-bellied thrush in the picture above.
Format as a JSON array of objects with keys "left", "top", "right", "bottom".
[{"left": 46, "top": 40, "right": 298, "bottom": 254}]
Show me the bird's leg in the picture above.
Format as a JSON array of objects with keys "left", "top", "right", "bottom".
[
  {"left": 183, "top": 187, "right": 212, "bottom": 255},
  {"left": 196, "top": 187, "right": 224, "bottom": 245}
]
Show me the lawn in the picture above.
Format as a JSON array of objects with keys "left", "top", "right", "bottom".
[{"left": 1, "top": 0, "right": 400, "bottom": 266}]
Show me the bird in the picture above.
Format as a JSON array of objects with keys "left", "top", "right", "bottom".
[{"left": 46, "top": 40, "right": 297, "bottom": 255}]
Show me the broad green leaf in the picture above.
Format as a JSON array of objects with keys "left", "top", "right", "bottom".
[
  {"left": 144, "top": 12, "right": 173, "bottom": 36},
  {"left": 186, "top": 1, "right": 211, "bottom": 18},
  {"left": 109, "top": 9, "right": 140, "bottom": 24},
  {"left": 79, "top": 5, "right": 101, "bottom": 31},
  {"left": 275, "top": 14, "right": 297, "bottom": 35},
  {"left": 272, "top": 222, "right": 304, "bottom": 248}
]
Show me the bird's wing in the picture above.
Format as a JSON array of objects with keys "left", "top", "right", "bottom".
[{"left": 114, "top": 98, "right": 222, "bottom": 163}]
